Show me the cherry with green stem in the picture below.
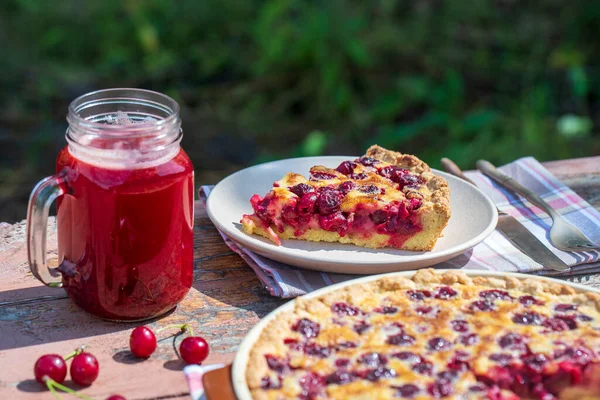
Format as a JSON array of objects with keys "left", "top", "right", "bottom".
[
  {"left": 34, "top": 345, "right": 87, "bottom": 384},
  {"left": 129, "top": 324, "right": 189, "bottom": 358},
  {"left": 129, "top": 323, "right": 209, "bottom": 364},
  {"left": 34, "top": 355, "right": 67, "bottom": 384},
  {"left": 70, "top": 352, "right": 99, "bottom": 386},
  {"left": 129, "top": 324, "right": 191, "bottom": 359},
  {"left": 156, "top": 324, "right": 209, "bottom": 364},
  {"left": 180, "top": 336, "right": 209, "bottom": 365},
  {"left": 160, "top": 324, "right": 209, "bottom": 365}
]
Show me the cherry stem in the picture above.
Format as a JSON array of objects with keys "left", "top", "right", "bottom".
[
  {"left": 156, "top": 324, "right": 193, "bottom": 336},
  {"left": 46, "top": 380, "right": 62, "bottom": 400},
  {"left": 44, "top": 378, "right": 94, "bottom": 400},
  {"left": 63, "top": 345, "right": 86, "bottom": 361}
]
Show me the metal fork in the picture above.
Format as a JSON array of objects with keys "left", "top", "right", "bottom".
[{"left": 476, "top": 160, "right": 600, "bottom": 252}]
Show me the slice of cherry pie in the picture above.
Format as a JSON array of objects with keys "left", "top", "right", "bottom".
[
  {"left": 245, "top": 269, "right": 600, "bottom": 400},
  {"left": 241, "top": 145, "right": 450, "bottom": 251}
]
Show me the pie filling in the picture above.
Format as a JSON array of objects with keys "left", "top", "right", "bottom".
[
  {"left": 258, "top": 316, "right": 595, "bottom": 399},
  {"left": 260, "top": 359, "right": 594, "bottom": 400},
  {"left": 242, "top": 157, "right": 426, "bottom": 248}
]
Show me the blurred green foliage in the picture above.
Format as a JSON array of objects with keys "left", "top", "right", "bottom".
[{"left": 1, "top": 0, "right": 599, "bottom": 221}]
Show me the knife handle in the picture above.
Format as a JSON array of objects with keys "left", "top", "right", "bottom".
[
  {"left": 476, "top": 160, "right": 559, "bottom": 219},
  {"left": 440, "top": 158, "right": 477, "bottom": 186}
]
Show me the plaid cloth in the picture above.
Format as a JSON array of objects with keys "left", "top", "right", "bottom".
[{"left": 200, "top": 157, "right": 600, "bottom": 298}]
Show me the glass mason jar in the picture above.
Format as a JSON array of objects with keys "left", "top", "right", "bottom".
[{"left": 27, "top": 89, "right": 194, "bottom": 321}]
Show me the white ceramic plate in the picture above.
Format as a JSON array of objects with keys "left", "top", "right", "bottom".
[
  {"left": 231, "top": 270, "right": 600, "bottom": 400},
  {"left": 206, "top": 156, "right": 498, "bottom": 274}
]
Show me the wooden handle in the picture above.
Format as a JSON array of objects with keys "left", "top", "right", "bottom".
[
  {"left": 476, "top": 160, "right": 557, "bottom": 218},
  {"left": 203, "top": 364, "right": 237, "bottom": 400},
  {"left": 440, "top": 158, "right": 477, "bottom": 186}
]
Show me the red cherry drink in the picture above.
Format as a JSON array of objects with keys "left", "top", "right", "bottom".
[{"left": 56, "top": 146, "right": 194, "bottom": 320}]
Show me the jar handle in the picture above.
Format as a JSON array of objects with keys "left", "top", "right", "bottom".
[{"left": 26, "top": 171, "right": 68, "bottom": 287}]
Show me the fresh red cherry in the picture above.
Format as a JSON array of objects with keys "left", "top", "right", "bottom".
[
  {"left": 70, "top": 352, "right": 99, "bottom": 386},
  {"left": 34, "top": 354, "right": 67, "bottom": 384},
  {"left": 130, "top": 326, "right": 157, "bottom": 358},
  {"left": 180, "top": 336, "right": 210, "bottom": 364},
  {"left": 106, "top": 396, "right": 127, "bottom": 400}
]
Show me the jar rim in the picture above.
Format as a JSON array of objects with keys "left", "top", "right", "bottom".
[{"left": 67, "top": 88, "right": 180, "bottom": 137}]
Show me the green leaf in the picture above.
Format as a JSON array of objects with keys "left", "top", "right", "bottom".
[
  {"left": 138, "top": 23, "right": 159, "bottom": 53},
  {"left": 462, "top": 109, "right": 498, "bottom": 133},
  {"left": 396, "top": 76, "right": 432, "bottom": 102},
  {"left": 376, "top": 112, "right": 448, "bottom": 148},
  {"left": 321, "top": 58, "right": 341, "bottom": 98},
  {"left": 300, "top": 131, "right": 328, "bottom": 156},
  {"left": 431, "top": 70, "right": 464, "bottom": 114},
  {"left": 550, "top": 47, "right": 585, "bottom": 68},
  {"left": 557, "top": 115, "right": 592, "bottom": 138},
  {"left": 370, "top": 93, "right": 405, "bottom": 122},
  {"left": 344, "top": 39, "right": 370, "bottom": 67},
  {"left": 334, "top": 84, "right": 352, "bottom": 111},
  {"left": 568, "top": 67, "right": 588, "bottom": 99},
  {"left": 522, "top": 113, "right": 543, "bottom": 146},
  {"left": 253, "top": 0, "right": 296, "bottom": 73}
]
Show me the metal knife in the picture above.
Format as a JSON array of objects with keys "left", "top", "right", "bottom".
[{"left": 440, "top": 158, "right": 570, "bottom": 272}]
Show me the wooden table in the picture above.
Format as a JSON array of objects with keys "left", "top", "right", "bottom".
[{"left": 1, "top": 156, "right": 599, "bottom": 400}]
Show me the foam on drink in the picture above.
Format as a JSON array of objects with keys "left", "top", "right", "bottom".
[{"left": 68, "top": 111, "right": 179, "bottom": 170}]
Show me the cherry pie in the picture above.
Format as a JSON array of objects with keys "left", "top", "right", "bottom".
[
  {"left": 241, "top": 145, "right": 450, "bottom": 251},
  {"left": 245, "top": 269, "right": 600, "bottom": 399}
]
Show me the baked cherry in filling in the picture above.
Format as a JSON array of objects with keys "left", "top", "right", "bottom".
[{"left": 248, "top": 270, "right": 600, "bottom": 400}]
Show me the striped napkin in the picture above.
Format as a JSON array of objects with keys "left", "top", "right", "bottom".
[{"left": 200, "top": 157, "right": 600, "bottom": 298}]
